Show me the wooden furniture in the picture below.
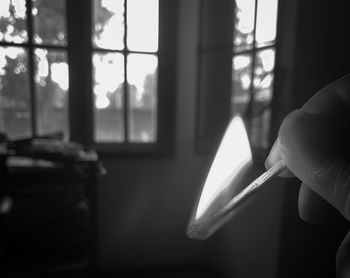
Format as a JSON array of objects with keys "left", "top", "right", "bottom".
[{"left": 0, "top": 141, "right": 103, "bottom": 277}]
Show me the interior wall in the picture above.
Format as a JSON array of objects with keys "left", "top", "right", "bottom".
[
  {"left": 97, "top": 1, "right": 284, "bottom": 277},
  {"left": 98, "top": 0, "right": 209, "bottom": 271}
]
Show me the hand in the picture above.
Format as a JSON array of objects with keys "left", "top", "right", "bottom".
[{"left": 265, "top": 74, "right": 350, "bottom": 277}]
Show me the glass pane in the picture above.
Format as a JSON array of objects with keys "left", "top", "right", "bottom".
[
  {"left": 253, "top": 48, "right": 275, "bottom": 103},
  {"left": 250, "top": 48, "right": 276, "bottom": 149},
  {"left": 34, "top": 49, "right": 68, "bottom": 139},
  {"left": 231, "top": 54, "right": 253, "bottom": 116},
  {"left": 0, "top": 0, "right": 28, "bottom": 43},
  {"left": 255, "top": 0, "right": 278, "bottom": 47},
  {"left": 0, "top": 47, "right": 31, "bottom": 139},
  {"left": 127, "top": 0, "right": 158, "bottom": 52},
  {"left": 250, "top": 107, "right": 271, "bottom": 149},
  {"left": 93, "top": 0, "right": 124, "bottom": 50},
  {"left": 93, "top": 52, "right": 125, "bottom": 142},
  {"left": 32, "top": 0, "right": 67, "bottom": 46},
  {"left": 127, "top": 54, "right": 157, "bottom": 142},
  {"left": 233, "top": 0, "right": 255, "bottom": 52}
]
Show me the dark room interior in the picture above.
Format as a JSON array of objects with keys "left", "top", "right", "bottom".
[{"left": 1, "top": 0, "right": 350, "bottom": 277}]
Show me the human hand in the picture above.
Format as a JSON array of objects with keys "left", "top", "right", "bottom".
[{"left": 265, "top": 74, "right": 350, "bottom": 277}]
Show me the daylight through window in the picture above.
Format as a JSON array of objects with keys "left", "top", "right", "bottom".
[
  {"left": 0, "top": 0, "right": 68, "bottom": 140},
  {"left": 92, "top": 0, "right": 159, "bottom": 143},
  {"left": 231, "top": 0, "right": 278, "bottom": 150}
]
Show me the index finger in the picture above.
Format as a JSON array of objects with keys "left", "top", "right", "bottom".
[
  {"left": 266, "top": 73, "right": 350, "bottom": 170},
  {"left": 273, "top": 74, "right": 350, "bottom": 220}
]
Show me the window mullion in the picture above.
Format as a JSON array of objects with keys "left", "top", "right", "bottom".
[
  {"left": 89, "top": 0, "right": 176, "bottom": 154},
  {"left": 123, "top": 0, "right": 129, "bottom": 143},
  {"left": 25, "top": 0, "right": 37, "bottom": 137},
  {"left": 66, "top": 0, "right": 93, "bottom": 146},
  {"left": 246, "top": 0, "right": 259, "bottom": 136}
]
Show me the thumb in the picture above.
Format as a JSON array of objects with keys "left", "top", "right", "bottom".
[
  {"left": 337, "top": 230, "right": 350, "bottom": 278},
  {"left": 298, "top": 182, "right": 342, "bottom": 224},
  {"left": 278, "top": 109, "right": 350, "bottom": 221}
]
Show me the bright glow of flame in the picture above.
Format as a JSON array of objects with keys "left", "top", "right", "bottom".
[{"left": 195, "top": 116, "right": 253, "bottom": 220}]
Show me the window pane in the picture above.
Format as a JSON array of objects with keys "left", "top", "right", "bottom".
[
  {"left": 233, "top": 0, "right": 255, "bottom": 52},
  {"left": 250, "top": 108, "right": 271, "bottom": 150},
  {"left": 127, "top": 0, "right": 158, "bottom": 52},
  {"left": 34, "top": 49, "right": 68, "bottom": 139},
  {"left": 127, "top": 54, "right": 157, "bottom": 142},
  {"left": 0, "top": 0, "right": 28, "bottom": 43},
  {"left": 93, "top": 52, "right": 125, "bottom": 142},
  {"left": 0, "top": 47, "right": 31, "bottom": 139},
  {"left": 253, "top": 48, "right": 275, "bottom": 103},
  {"left": 231, "top": 54, "right": 252, "bottom": 116},
  {"left": 93, "top": 0, "right": 124, "bottom": 50},
  {"left": 250, "top": 48, "right": 275, "bottom": 149},
  {"left": 32, "top": 0, "right": 67, "bottom": 46},
  {"left": 255, "top": 0, "right": 278, "bottom": 47}
]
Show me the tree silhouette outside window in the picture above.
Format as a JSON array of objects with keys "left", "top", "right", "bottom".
[{"left": 0, "top": 0, "right": 159, "bottom": 145}]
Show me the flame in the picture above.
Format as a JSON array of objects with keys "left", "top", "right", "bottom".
[{"left": 195, "top": 116, "right": 253, "bottom": 220}]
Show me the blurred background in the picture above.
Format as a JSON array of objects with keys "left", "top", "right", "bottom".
[{"left": 0, "top": 0, "right": 350, "bottom": 277}]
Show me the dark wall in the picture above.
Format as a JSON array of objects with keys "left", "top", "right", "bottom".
[
  {"left": 292, "top": 0, "right": 350, "bottom": 107},
  {"left": 97, "top": 0, "right": 215, "bottom": 274}
]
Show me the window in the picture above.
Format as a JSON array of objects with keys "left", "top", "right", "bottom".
[
  {"left": 0, "top": 0, "right": 68, "bottom": 140},
  {"left": 196, "top": 0, "right": 279, "bottom": 162},
  {"left": 0, "top": 0, "right": 177, "bottom": 154},
  {"left": 231, "top": 0, "right": 279, "bottom": 152},
  {"left": 92, "top": 0, "right": 158, "bottom": 144}
]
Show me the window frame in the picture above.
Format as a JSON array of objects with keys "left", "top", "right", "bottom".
[
  {"left": 231, "top": 0, "right": 279, "bottom": 161},
  {"left": 91, "top": 1, "right": 158, "bottom": 146},
  {"left": 68, "top": 0, "right": 178, "bottom": 156},
  {"left": 196, "top": 0, "right": 281, "bottom": 165},
  {"left": 0, "top": 0, "right": 177, "bottom": 157},
  {"left": 0, "top": 0, "right": 69, "bottom": 139}
]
